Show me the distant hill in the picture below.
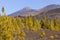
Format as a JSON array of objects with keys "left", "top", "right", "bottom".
[{"left": 9, "top": 4, "right": 60, "bottom": 19}]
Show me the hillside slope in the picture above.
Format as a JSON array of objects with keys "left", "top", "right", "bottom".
[{"left": 9, "top": 4, "right": 60, "bottom": 17}]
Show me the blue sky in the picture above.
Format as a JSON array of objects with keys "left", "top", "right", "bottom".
[{"left": 0, "top": 0, "right": 60, "bottom": 15}]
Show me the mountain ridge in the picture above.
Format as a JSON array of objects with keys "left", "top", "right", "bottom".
[{"left": 9, "top": 4, "right": 60, "bottom": 18}]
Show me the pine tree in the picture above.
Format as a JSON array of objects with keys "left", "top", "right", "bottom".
[
  {"left": 50, "top": 19, "right": 55, "bottom": 30},
  {"left": 28, "top": 15, "right": 33, "bottom": 30},
  {"left": 54, "top": 17, "right": 60, "bottom": 30},
  {"left": 16, "top": 16, "right": 24, "bottom": 28},
  {"left": 32, "top": 16, "right": 41, "bottom": 31}
]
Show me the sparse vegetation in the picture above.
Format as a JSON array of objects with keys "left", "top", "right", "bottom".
[
  {"left": 39, "top": 30, "right": 46, "bottom": 38},
  {"left": 50, "top": 35, "right": 55, "bottom": 40}
]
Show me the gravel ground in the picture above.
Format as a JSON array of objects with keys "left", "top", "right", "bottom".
[{"left": 24, "top": 29, "right": 60, "bottom": 40}]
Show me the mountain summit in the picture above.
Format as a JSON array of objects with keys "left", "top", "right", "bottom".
[{"left": 22, "top": 6, "right": 31, "bottom": 10}]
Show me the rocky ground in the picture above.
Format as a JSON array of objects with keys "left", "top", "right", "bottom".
[{"left": 24, "top": 29, "right": 60, "bottom": 40}]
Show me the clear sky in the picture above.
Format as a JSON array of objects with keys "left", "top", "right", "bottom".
[{"left": 0, "top": 0, "right": 60, "bottom": 15}]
